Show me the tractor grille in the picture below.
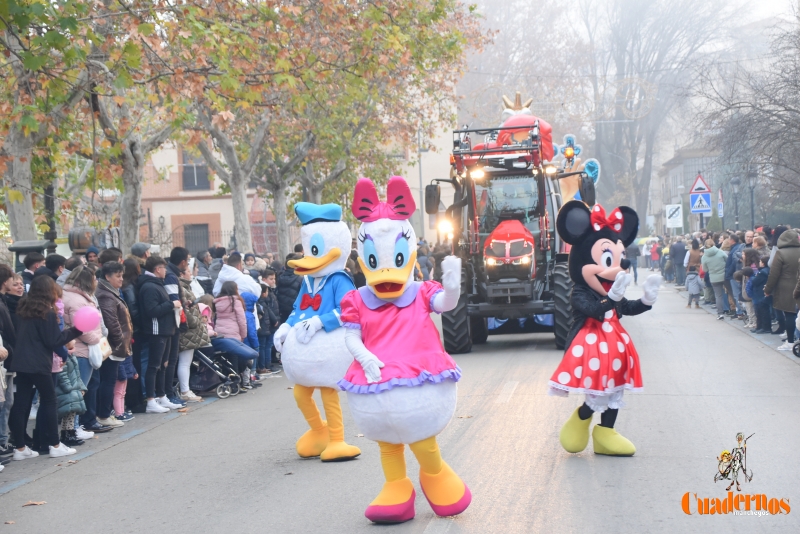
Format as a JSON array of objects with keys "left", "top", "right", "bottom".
[
  {"left": 486, "top": 241, "right": 505, "bottom": 257},
  {"left": 486, "top": 280, "right": 533, "bottom": 303}
]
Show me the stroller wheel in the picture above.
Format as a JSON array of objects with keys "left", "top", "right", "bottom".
[
  {"left": 229, "top": 383, "right": 240, "bottom": 396},
  {"left": 216, "top": 384, "right": 231, "bottom": 399},
  {"left": 793, "top": 343, "right": 800, "bottom": 358}
]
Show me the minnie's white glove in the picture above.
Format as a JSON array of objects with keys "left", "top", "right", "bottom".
[
  {"left": 640, "top": 274, "right": 663, "bottom": 306},
  {"left": 433, "top": 256, "right": 462, "bottom": 313},
  {"left": 294, "top": 316, "right": 323, "bottom": 344},
  {"left": 272, "top": 322, "right": 292, "bottom": 352},
  {"left": 607, "top": 271, "right": 632, "bottom": 302},
  {"left": 345, "top": 328, "right": 384, "bottom": 384}
]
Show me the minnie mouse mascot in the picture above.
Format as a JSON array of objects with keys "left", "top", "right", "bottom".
[{"left": 549, "top": 200, "right": 662, "bottom": 456}]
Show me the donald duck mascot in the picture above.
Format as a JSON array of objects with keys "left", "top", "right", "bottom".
[
  {"left": 338, "top": 176, "right": 471, "bottom": 523},
  {"left": 273, "top": 202, "right": 361, "bottom": 462}
]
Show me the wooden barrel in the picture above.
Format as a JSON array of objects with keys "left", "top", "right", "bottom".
[{"left": 68, "top": 227, "right": 101, "bottom": 253}]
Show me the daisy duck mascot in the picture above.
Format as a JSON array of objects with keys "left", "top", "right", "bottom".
[
  {"left": 273, "top": 202, "right": 361, "bottom": 462},
  {"left": 549, "top": 200, "right": 662, "bottom": 456},
  {"left": 338, "top": 176, "right": 471, "bottom": 524}
]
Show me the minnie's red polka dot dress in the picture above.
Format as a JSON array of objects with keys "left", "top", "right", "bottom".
[{"left": 549, "top": 308, "right": 643, "bottom": 395}]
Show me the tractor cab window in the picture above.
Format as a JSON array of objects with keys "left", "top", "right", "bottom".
[{"left": 475, "top": 175, "right": 540, "bottom": 236}]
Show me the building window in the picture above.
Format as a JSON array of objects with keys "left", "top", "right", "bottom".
[{"left": 182, "top": 150, "right": 210, "bottom": 191}]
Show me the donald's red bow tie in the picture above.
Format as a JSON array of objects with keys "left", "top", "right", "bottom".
[
  {"left": 590, "top": 204, "right": 624, "bottom": 232},
  {"left": 300, "top": 293, "right": 322, "bottom": 311}
]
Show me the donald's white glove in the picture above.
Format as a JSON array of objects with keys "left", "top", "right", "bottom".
[
  {"left": 640, "top": 274, "right": 663, "bottom": 306},
  {"left": 294, "top": 316, "right": 323, "bottom": 344},
  {"left": 272, "top": 322, "right": 291, "bottom": 352},
  {"left": 607, "top": 271, "right": 632, "bottom": 302},
  {"left": 345, "top": 328, "right": 384, "bottom": 384},
  {"left": 433, "top": 256, "right": 462, "bottom": 313}
]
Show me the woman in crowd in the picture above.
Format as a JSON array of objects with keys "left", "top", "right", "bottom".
[
  {"left": 9, "top": 276, "right": 83, "bottom": 460},
  {"left": 685, "top": 238, "right": 703, "bottom": 272},
  {"left": 702, "top": 238, "right": 729, "bottom": 319},
  {"left": 137, "top": 256, "right": 182, "bottom": 413},
  {"left": 764, "top": 229, "right": 800, "bottom": 350},
  {"left": 0, "top": 265, "right": 19, "bottom": 457},
  {"left": 120, "top": 258, "right": 144, "bottom": 411},
  {"left": 177, "top": 265, "right": 209, "bottom": 402},
  {"left": 62, "top": 267, "right": 108, "bottom": 436},
  {"left": 753, "top": 236, "right": 770, "bottom": 260},
  {"left": 211, "top": 281, "right": 259, "bottom": 389},
  {"left": 96, "top": 262, "right": 133, "bottom": 425}
]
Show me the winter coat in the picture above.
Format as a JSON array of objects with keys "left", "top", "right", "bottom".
[
  {"left": 764, "top": 230, "right": 800, "bottom": 312},
  {"left": 241, "top": 291, "right": 260, "bottom": 349},
  {"left": 725, "top": 243, "right": 745, "bottom": 280},
  {"left": 701, "top": 246, "right": 728, "bottom": 283},
  {"left": 212, "top": 264, "right": 262, "bottom": 297},
  {"left": 686, "top": 249, "right": 702, "bottom": 270},
  {"left": 276, "top": 267, "right": 302, "bottom": 322},
  {"left": 564, "top": 284, "right": 651, "bottom": 351},
  {"left": 10, "top": 311, "right": 81, "bottom": 375},
  {"left": 179, "top": 278, "right": 210, "bottom": 351},
  {"left": 755, "top": 246, "right": 771, "bottom": 261},
  {"left": 669, "top": 241, "right": 687, "bottom": 265},
  {"left": 625, "top": 243, "right": 641, "bottom": 259},
  {"left": 0, "top": 296, "right": 16, "bottom": 371},
  {"left": 213, "top": 295, "right": 247, "bottom": 341},
  {"left": 117, "top": 355, "right": 137, "bottom": 381},
  {"left": 62, "top": 285, "right": 103, "bottom": 359},
  {"left": 55, "top": 355, "right": 87, "bottom": 418},
  {"left": 751, "top": 266, "right": 770, "bottom": 304},
  {"left": 33, "top": 266, "right": 59, "bottom": 281},
  {"left": 96, "top": 279, "right": 132, "bottom": 361},
  {"left": 21, "top": 269, "right": 34, "bottom": 293},
  {"left": 136, "top": 274, "right": 176, "bottom": 337},
  {"left": 684, "top": 272, "right": 703, "bottom": 295},
  {"left": 121, "top": 281, "right": 140, "bottom": 335},
  {"left": 208, "top": 259, "right": 224, "bottom": 283},
  {"left": 165, "top": 262, "right": 183, "bottom": 328},
  {"left": 257, "top": 293, "right": 280, "bottom": 335},
  {"left": 196, "top": 261, "right": 214, "bottom": 295}
]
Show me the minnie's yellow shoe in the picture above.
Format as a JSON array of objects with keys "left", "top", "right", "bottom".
[
  {"left": 592, "top": 425, "right": 636, "bottom": 456},
  {"left": 559, "top": 408, "right": 592, "bottom": 453},
  {"left": 296, "top": 421, "right": 329, "bottom": 458},
  {"left": 365, "top": 477, "right": 416, "bottom": 523},
  {"left": 419, "top": 462, "right": 471, "bottom": 517},
  {"left": 320, "top": 441, "right": 361, "bottom": 462}
]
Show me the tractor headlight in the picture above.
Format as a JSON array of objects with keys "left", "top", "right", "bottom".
[
  {"left": 486, "top": 258, "right": 497, "bottom": 266},
  {"left": 512, "top": 255, "right": 531, "bottom": 265}
]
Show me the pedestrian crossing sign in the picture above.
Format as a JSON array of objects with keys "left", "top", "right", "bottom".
[{"left": 690, "top": 193, "right": 712, "bottom": 214}]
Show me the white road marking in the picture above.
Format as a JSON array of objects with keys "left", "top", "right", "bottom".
[
  {"left": 423, "top": 516, "right": 457, "bottom": 534},
  {"left": 494, "top": 380, "right": 519, "bottom": 404}
]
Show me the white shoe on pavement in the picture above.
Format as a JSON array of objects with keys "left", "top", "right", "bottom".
[
  {"left": 49, "top": 442, "right": 77, "bottom": 458},
  {"left": 146, "top": 399, "right": 170, "bottom": 413},
  {"left": 97, "top": 416, "right": 124, "bottom": 428},
  {"left": 157, "top": 396, "right": 183, "bottom": 409},
  {"left": 12, "top": 446, "right": 39, "bottom": 461},
  {"left": 777, "top": 341, "right": 793, "bottom": 351},
  {"left": 780, "top": 333, "right": 788, "bottom": 341},
  {"left": 75, "top": 426, "right": 94, "bottom": 440},
  {"left": 179, "top": 390, "right": 202, "bottom": 402}
]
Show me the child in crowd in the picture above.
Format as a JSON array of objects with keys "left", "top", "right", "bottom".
[
  {"left": 684, "top": 265, "right": 703, "bottom": 309},
  {"left": 749, "top": 257, "right": 772, "bottom": 334},
  {"left": 257, "top": 283, "right": 280, "bottom": 374},
  {"left": 260, "top": 269, "right": 281, "bottom": 371},
  {"left": 115, "top": 355, "right": 137, "bottom": 421},
  {"left": 240, "top": 289, "right": 261, "bottom": 383},
  {"left": 736, "top": 269, "right": 755, "bottom": 329},
  {"left": 53, "top": 295, "right": 85, "bottom": 448}
]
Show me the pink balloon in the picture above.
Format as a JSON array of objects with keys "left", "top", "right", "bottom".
[{"left": 73, "top": 306, "right": 101, "bottom": 332}]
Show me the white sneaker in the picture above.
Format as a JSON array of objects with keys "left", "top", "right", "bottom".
[
  {"left": 179, "top": 390, "right": 202, "bottom": 402},
  {"left": 146, "top": 399, "right": 170, "bottom": 413},
  {"left": 76, "top": 426, "right": 94, "bottom": 440},
  {"left": 157, "top": 396, "right": 183, "bottom": 409},
  {"left": 780, "top": 333, "right": 788, "bottom": 341},
  {"left": 97, "top": 416, "right": 124, "bottom": 428},
  {"left": 12, "top": 446, "right": 39, "bottom": 461},
  {"left": 777, "top": 341, "right": 793, "bottom": 351},
  {"left": 49, "top": 442, "right": 77, "bottom": 458}
]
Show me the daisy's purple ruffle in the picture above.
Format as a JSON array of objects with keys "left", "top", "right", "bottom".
[
  {"left": 338, "top": 365, "right": 462, "bottom": 394},
  {"left": 342, "top": 322, "right": 361, "bottom": 329},
  {"left": 429, "top": 289, "right": 443, "bottom": 314}
]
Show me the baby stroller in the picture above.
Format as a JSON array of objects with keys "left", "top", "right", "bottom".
[{"left": 188, "top": 345, "right": 239, "bottom": 399}]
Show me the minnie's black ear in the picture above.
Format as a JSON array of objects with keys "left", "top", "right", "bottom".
[
  {"left": 617, "top": 206, "right": 639, "bottom": 247},
  {"left": 557, "top": 200, "right": 592, "bottom": 245}
]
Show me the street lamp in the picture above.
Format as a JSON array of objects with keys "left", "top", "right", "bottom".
[
  {"left": 676, "top": 184, "right": 685, "bottom": 234},
  {"left": 730, "top": 176, "right": 741, "bottom": 230},
  {"left": 747, "top": 169, "right": 757, "bottom": 230}
]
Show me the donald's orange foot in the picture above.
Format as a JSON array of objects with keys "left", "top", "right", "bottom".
[
  {"left": 419, "top": 462, "right": 471, "bottom": 517},
  {"left": 365, "top": 477, "right": 416, "bottom": 523},
  {"left": 296, "top": 421, "right": 329, "bottom": 458},
  {"left": 320, "top": 441, "right": 361, "bottom": 462}
]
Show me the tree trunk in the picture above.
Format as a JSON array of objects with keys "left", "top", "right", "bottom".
[
  {"left": 272, "top": 184, "right": 291, "bottom": 259},
  {"left": 229, "top": 175, "right": 253, "bottom": 254},
  {"left": 118, "top": 157, "right": 143, "bottom": 254},
  {"left": 308, "top": 184, "right": 323, "bottom": 204},
  {"left": 2, "top": 132, "right": 39, "bottom": 241}
]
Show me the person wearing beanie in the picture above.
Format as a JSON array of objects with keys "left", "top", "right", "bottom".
[{"left": 85, "top": 246, "right": 99, "bottom": 264}]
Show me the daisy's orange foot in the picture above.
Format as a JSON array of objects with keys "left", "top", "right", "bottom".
[
  {"left": 364, "top": 477, "right": 416, "bottom": 523},
  {"left": 296, "top": 421, "right": 329, "bottom": 458},
  {"left": 419, "top": 462, "right": 471, "bottom": 517},
  {"left": 320, "top": 441, "right": 361, "bottom": 462}
]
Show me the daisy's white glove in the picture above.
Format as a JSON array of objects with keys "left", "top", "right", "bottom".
[
  {"left": 433, "top": 256, "right": 462, "bottom": 313},
  {"left": 640, "top": 274, "right": 663, "bottom": 306},
  {"left": 294, "top": 316, "right": 323, "bottom": 344},
  {"left": 345, "top": 328, "right": 384, "bottom": 384},
  {"left": 272, "top": 322, "right": 292, "bottom": 352},
  {"left": 607, "top": 271, "right": 633, "bottom": 302}
]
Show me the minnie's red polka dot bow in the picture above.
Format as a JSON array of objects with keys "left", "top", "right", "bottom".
[{"left": 590, "top": 204, "right": 624, "bottom": 232}]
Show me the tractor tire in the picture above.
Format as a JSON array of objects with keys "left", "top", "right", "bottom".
[
  {"left": 471, "top": 317, "right": 489, "bottom": 345},
  {"left": 442, "top": 294, "right": 473, "bottom": 354},
  {"left": 553, "top": 262, "right": 573, "bottom": 350}
]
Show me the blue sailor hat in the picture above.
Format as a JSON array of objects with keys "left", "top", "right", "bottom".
[{"left": 294, "top": 202, "right": 342, "bottom": 225}]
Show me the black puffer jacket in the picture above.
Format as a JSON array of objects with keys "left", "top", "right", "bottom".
[
  {"left": 121, "top": 281, "right": 140, "bottom": 335},
  {"left": 136, "top": 274, "right": 176, "bottom": 337},
  {"left": 276, "top": 267, "right": 302, "bottom": 322},
  {"left": 563, "top": 284, "right": 651, "bottom": 351}
]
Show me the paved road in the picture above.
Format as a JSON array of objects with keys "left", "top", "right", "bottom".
[{"left": 1, "top": 270, "right": 798, "bottom": 533}]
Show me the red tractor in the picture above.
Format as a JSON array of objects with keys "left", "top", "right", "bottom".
[{"left": 425, "top": 112, "right": 597, "bottom": 353}]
